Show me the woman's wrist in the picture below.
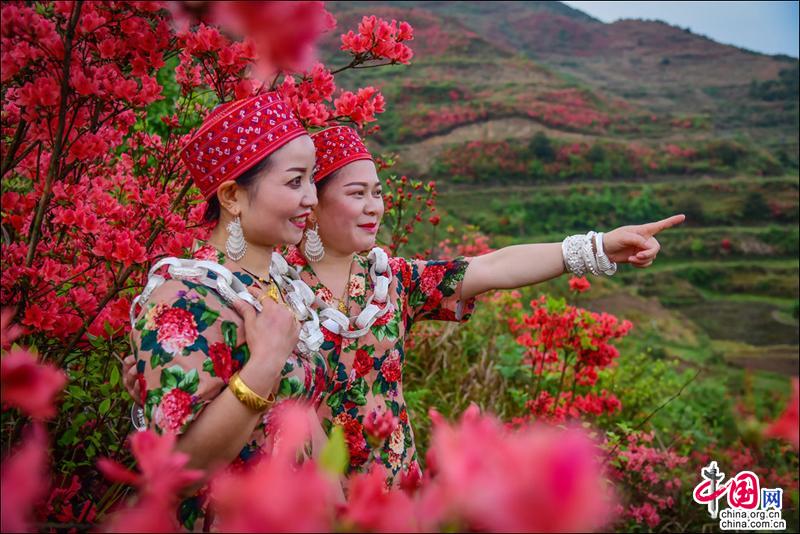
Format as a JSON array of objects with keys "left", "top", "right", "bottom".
[
  {"left": 561, "top": 231, "right": 617, "bottom": 277},
  {"left": 229, "top": 371, "right": 275, "bottom": 412},
  {"left": 238, "top": 356, "right": 282, "bottom": 398}
]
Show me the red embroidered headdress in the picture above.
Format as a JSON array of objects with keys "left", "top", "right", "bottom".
[
  {"left": 180, "top": 92, "right": 306, "bottom": 199},
  {"left": 311, "top": 125, "right": 373, "bottom": 183}
]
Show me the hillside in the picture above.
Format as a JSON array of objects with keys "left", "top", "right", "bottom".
[
  {"left": 324, "top": 1, "right": 799, "bottom": 389},
  {"left": 325, "top": 1, "right": 798, "bottom": 163}
]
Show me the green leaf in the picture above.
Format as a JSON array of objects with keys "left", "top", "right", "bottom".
[
  {"left": 203, "top": 358, "right": 215, "bottom": 374},
  {"left": 278, "top": 376, "right": 303, "bottom": 397},
  {"left": 221, "top": 321, "right": 238, "bottom": 348},
  {"left": 200, "top": 307, "right": 220, "bottom": 327},
  {"left": 319, "top": 425, "right": 349, "bottom": 476},
  {"left": 232, "top": 343, "right": 250, "bottom": 366},
  {"left": 161, "top": 366, "right": 184, "bottom": 389},
  {"left": 386, "top": 320, "right": 400, "bottom": 340},
  {"left": 327, "top": 389, "right": 345, "bottom": 411},
  {"left": 373, "top": 325, "right": 387, "bottom": 342},
  {"left": 347, "top": 378, "right": 368, "bottom": 406},
  {"left": 372, "top": 377, "right": 386, "bottom": 396},
  {"left": 58, "top": 427, "right": 78, "bottom": 447},
  {"left": 98, "top": 398, "right": 111, "bottom": 415},
  {"left": 110, "top": 365, "right": 120, "bottom": 387},
  {"left": 178, "top": 368, "right": 200, "bottom": 394}
]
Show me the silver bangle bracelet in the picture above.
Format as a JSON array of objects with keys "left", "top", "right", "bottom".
[{"left": 562, "top": 232, "right": 617, "bottom": 277}]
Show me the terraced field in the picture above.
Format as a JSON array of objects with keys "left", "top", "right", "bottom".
[{"left": 424, "top": 175, "right": 799, "bottom": 381}]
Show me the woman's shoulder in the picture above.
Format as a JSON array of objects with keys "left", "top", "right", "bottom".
[{"left": 131, "top": 258, "right": 243, "bottom": 333}]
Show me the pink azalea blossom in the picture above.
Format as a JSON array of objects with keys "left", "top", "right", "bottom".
[
  {"left": 0, "top": 423, "right": 49, "bottom": 532},
  {"left": 1, "top": 348, "right": 67, "bottom": 419},
  {"left": 425, "top": 405, "right": 616, "bottom": 532}
]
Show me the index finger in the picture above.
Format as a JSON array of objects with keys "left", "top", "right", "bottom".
[
  {"left": 643, "top": 214, "right": 685, "bottom": 235},
  {"left": 230, "top": 296, "right": 257, "bottom": 324}
]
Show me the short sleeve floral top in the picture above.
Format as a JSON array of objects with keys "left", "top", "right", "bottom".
[
  {"left": 130, "top": 243, "right": 330, "bottom": 531},
  {"left": 283, "top": 246, "right": 476, "bottom": 487}
]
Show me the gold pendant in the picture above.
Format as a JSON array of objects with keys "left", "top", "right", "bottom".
[
  {"left": 338, "top": 300, "right": 348, "bottom": 314},
  {"left": 267, "top": 282, "right": 281, "bottom": 304}
]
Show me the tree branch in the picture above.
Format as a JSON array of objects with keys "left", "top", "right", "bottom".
[{"left": 24, "top": 0, "right": 84, "bottom": 269}]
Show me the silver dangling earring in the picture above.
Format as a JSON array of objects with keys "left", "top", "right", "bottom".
[
  {"left": 304, "top": 223, "right": 325, "bottom": 262},
  {"left": 225, "top": 215, "right": 247, "bottom": 261}
]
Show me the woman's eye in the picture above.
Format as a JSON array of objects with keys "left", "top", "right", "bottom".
[
  {"left": 288, "top": 176, "right": 302, "bottom": 187},
  {"left": 374, "top": 189, "right": 383, "bottom": 196}
]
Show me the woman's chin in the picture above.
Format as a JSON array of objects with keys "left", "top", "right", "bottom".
[
  {"left": 354, "top": 235, "right": 377, "bottom": 252},
  {"left": 281, "top": 226, "right": 305, "bottom": 246}
]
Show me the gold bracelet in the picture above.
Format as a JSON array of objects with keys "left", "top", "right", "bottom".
[{"left": 229, "top": 372, "right": 275, "bottom": 412}]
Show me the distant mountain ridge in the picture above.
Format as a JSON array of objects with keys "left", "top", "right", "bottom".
[{"left": 325, "top": 1, "right": 798, "bottom": 164}]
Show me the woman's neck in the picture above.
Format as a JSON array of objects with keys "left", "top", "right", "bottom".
[
  {"left": 308, "top": 245, "right": 355, "bottom": 296},
  {"left": 207, "top": 226, "right": 273, "bottom": 281}
]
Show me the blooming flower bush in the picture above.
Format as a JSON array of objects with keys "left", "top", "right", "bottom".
[
  {"left": 429, "top": 136, "right": 786, "bottom": 185},
  {"left": 2, "top": 2, "right": 797, "bottom": 532},
  {"left": 0, "top": 1, "right": 426, "bottom": 527}
]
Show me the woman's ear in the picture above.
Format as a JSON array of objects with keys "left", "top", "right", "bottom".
[{"left": 216, "top": 181, "right": 242, "bottom": 217}]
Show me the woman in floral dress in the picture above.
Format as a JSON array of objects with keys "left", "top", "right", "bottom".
[
  {"left": 129, "top": 93, "right": 329, "bottom": 531},
  {"left": 127, "top": 123, "right": 685, "bottom": 493},
  {"left": 283, "top": 125, "right": 685, "bottom": 488}
]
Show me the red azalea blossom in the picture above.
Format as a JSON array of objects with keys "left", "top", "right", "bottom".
[
  {"left": 425, "top": 405, "right": 615, "bottom": 532},
  {"left": 97, "top": 430, "right": 203, "bottom": 531},
  {"left": 569, "top": 276, "right": 591, "bottom": 293},
  {"left": 764, "top": 378, "right": 799, "bottom": 450}
]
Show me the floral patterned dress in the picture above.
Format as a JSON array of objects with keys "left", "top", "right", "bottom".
[
  {"left": 283, "top": 246, "right": 476, "bottom": 487},
  {"left": 130, "top": 243, "right": 330, "bottom": 531}
]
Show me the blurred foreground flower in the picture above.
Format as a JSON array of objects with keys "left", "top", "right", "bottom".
[
  {"left": 167, "top": 1, "right": 336, "bottom": 77},
  {"left": 1, "top": 309, "right": 67, "bottom": 420},
  {"left": 764, "top": 378, "right": 799, "bottom": 450},
  {"left": 424, "top": 404, "right": 616, "bottom": 532},
  {"left": 98, "top": 431, "right": 204, "bottom": 532},
  {"left": 0, "top": 424, "right": 49, "bottom": 532}
]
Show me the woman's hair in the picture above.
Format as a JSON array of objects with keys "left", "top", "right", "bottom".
[
  {"left": 314, "top": 172, "right": 334, "bottom": 199},
  {"left": 203, "top": 156, "right": 272, "bottom": 224}
]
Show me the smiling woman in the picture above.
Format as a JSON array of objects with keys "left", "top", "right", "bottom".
[{"left": 127, "top": 92, "right": 336, "bottom": 531}]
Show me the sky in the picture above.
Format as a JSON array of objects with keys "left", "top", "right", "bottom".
[{"left": 562, "top": 1, "right": 799, "bottom": 57}]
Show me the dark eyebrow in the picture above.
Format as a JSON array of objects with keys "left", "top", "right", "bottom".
[
  {"left": 343, "top": 181, "right": 371, "bottom": 187},
  {"left": 286, "top": 167, "right": 307, "bottom": 173}
]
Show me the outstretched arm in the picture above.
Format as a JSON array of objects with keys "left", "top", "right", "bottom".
[{"left": 460, "top": 214, "right": 685, "bottom": 301}]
